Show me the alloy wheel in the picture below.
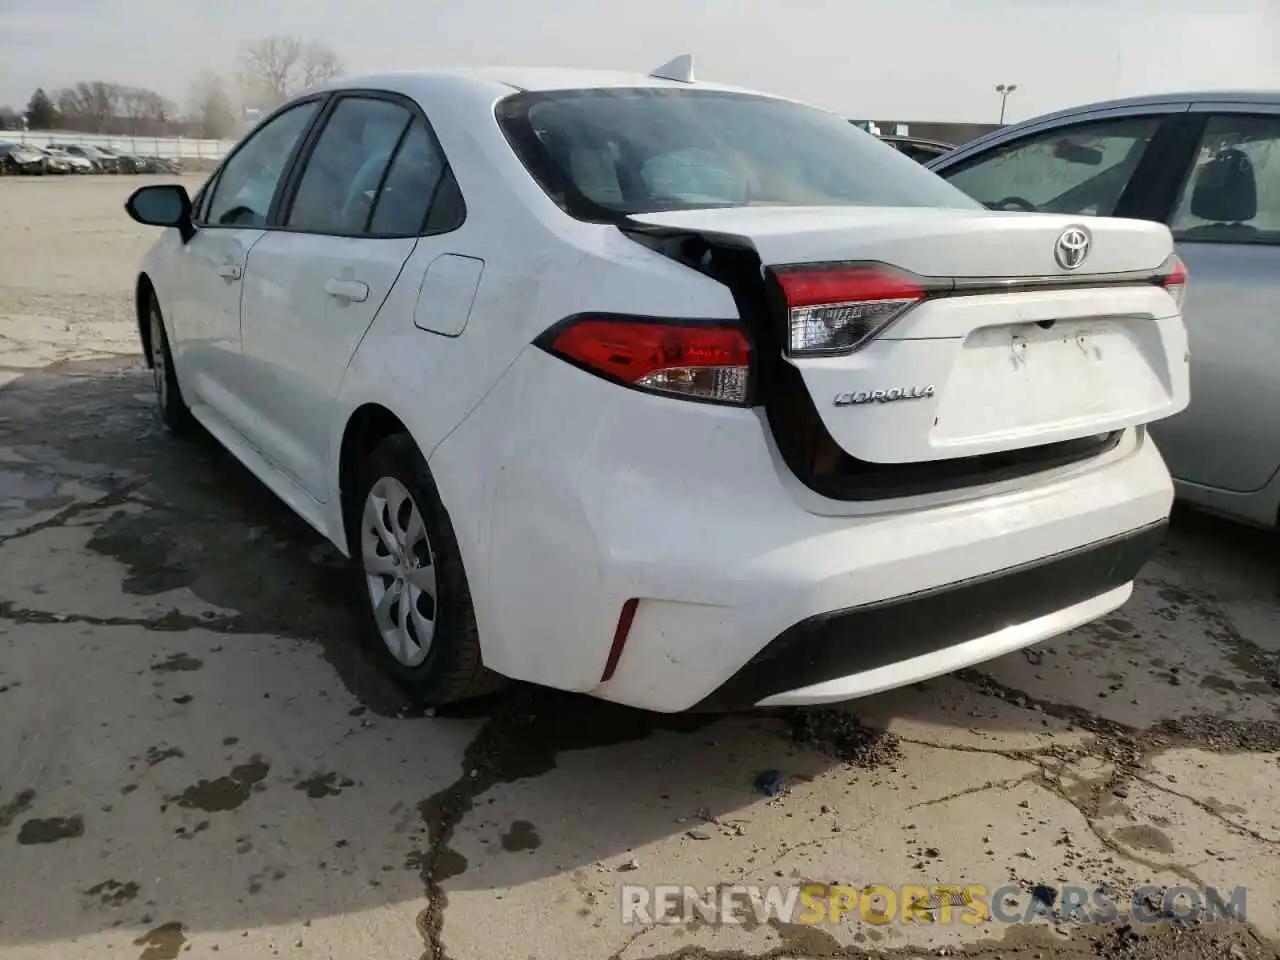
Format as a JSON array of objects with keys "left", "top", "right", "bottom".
[
  {"left": 360, "top": 476, "right": 438, "bottom": 667},
  {"left": 149, "top": 308, "right": 167, "bottom": 409}
]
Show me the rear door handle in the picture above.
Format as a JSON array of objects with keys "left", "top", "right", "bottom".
[
  {"left": 325, "top": 278, "right": 369, "bottom": 303},
  {"left": 217, "top": 263, "right": 242, "bottom": 280}
]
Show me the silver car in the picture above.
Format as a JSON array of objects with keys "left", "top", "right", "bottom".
[{"left": 928, "top": 92, "right": 1280, "bottom": 529}]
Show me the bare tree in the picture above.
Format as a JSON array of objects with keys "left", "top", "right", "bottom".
[
  {"left": 119, "top": 86, "right": 174, "bottom": 134},
  {"left": 51, "top": 81, "right": 177, "bottom": 135},
  {"left": 188, "top": 70, "right": 239, "bottom": 139},
  {"left": 300, "top": 40, "right": 344, "bottom": 89},
  {"left": 55, "top": 81, "right": 122, "bottom": 133},
  {"left": 237, "top": 35, "right": 345, "bottom": 109}
]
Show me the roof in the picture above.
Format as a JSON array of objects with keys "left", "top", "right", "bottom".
[
  {"left": 1007, "top": 89, "right": 1280, "bottom": 127},
  {"left": 931, "top": 88, "right": 1280, "bottom": 165},
  {"left": 318, "top": 65, "right": 785, "bottom": 102}
]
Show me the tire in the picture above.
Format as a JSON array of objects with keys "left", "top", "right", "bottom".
[
  {"left": 346, "top": 433, "right": 506, "bottom": 706},
  {"left": 147, "top": 294, "right": 195, "bottom": 436}
]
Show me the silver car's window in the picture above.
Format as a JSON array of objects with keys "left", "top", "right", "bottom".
[
  {"left": 496, "top": 88, "right": 979, "bottom": 219},
  {"left": 941, "top": 116, "right": 1161, "bottom": 215},
  {"left": 1169, "top": 113, "right": 1280, "bottom": 244},
  {"left": 204, "top": 100, "right": 320, "bottom": 228}
]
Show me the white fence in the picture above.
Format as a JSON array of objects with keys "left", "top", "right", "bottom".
[{"left": 0, "top": 130, "right": 233, "bottom": 161}]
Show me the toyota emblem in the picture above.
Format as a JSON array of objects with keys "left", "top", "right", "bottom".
[{"left": 1054, "top": 226, "right": 1091, "bottom": 270}]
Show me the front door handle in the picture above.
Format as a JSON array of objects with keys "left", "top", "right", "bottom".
[
  {"left": 217, "top": 263, "right": 242, "bottom": 280},
  {"left": 325, "top": 278, "right": 369, "bottom": 303}
]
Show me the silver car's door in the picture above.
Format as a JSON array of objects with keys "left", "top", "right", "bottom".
[{"left": 1155, "top": 102, "right": 1280, "bottom": 495}]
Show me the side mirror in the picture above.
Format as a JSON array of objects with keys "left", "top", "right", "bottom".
[{"left": 125, "top": 184, "right": 195, "bottom": 243}]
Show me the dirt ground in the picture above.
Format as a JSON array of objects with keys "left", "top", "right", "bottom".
[{"left": 1, "top": 176, "right": 1278, "bottom": 960}]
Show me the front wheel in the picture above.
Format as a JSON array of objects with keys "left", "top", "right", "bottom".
[
  {"left": 347, "top": 433, "right": 506, "bottom": 706},
  {"left": 148, "top": 296, "right": 195, "bottom": 436}
]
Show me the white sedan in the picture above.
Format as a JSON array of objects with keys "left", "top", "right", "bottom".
[{"left": 124, "top": 59, "right": 1191, "bottom": 713}]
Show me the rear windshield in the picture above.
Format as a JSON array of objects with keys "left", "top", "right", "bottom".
[{"left": 495, "top": 88, "right": 980, "bottom": 220}]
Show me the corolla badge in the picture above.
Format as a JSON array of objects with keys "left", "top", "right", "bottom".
[
  {"left": 1054, "top": 225, "right": 1091, "bottom": 270},
  {"left": 834, "top": 385, "right": 935, "bottom": 406}
]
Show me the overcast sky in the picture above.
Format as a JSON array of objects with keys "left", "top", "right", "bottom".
[{"left": 1, "top": 0, "right": 1276, "bottom": 122}]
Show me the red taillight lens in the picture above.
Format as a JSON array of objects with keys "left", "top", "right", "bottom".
[
  {"left": 775, "top": 265, "right": 926, "bottom": 356},
  {"left": 1159, "top": 255, "right": 1188, "bottom": 311},
  {"left": 541, "top": 317, "right": 752, "bottom": 405}
]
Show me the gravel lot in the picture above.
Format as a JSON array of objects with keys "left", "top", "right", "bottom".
[{"left": 1, "top": 176, "right": 1279, "bottom": 960}]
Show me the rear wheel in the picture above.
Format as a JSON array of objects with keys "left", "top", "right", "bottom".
[
  {"left": 347, "top": 433, "right": 506, "bottom": 706},
  {"left": 148, "top": 295, "right": 195, "bottom": 436}
]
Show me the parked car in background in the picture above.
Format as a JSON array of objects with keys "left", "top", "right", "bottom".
[
  {"left": 155, "top": 157, "right": 183, "bottom": 174},
  {"left": 0, "top": 142, "right": 47, "bottom": 174},
  {"left": 124, "top": 62, "right": 1188, "bottom": 713},
  {"left": 44, "top": 146, "right": 94, "bottom": 173},
  {"left": 47, "top": 143, "right": 117, "bottom": 173},
  {"left": 880, "top": 135, "right": 954, "bottom": 163},
  {"left": 29, "top": 146, "right": 74, "bottom": 174},
  {"left": 928, "top": 91, "right": 1280, "bottom": 529},
  {"left": 95, "top": 145, "right": 153, "bottom": 174}
]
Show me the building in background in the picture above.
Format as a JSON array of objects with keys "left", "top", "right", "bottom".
[{"left": 852, "top": 119, "right": 1002, "bottom": 149}]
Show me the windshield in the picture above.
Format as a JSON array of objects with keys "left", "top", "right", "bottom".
[{"left": 495, "top": 88, "right": 980, "bottom": 220}]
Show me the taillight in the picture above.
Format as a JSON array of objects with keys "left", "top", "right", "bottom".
[
  {"left": 1158, "top": 255, "right": 1188, "bottom": 311},
  {"left": 537, "top": 316, "right": 752, "bottom": 405},
  {"left": 775, "top": 264, "right": 927, "bottom": 356}
]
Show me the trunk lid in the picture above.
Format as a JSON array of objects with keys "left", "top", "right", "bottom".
[
  {"left": 629, "top": 206, "right": 1190, "bottom": 466},
  {"left": 628, "top": 205, "right": 1172, "bottom": 279}
]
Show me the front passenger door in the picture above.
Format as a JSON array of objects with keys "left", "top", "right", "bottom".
[
  {"left": 932, "top": 112, "right": 1176, "bottom": 216},
  {"left": 169, "top": 98, "right": 322, "bottom": 439}
]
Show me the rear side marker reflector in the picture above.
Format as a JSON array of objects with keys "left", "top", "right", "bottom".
[
  {"left": 600, "top": 598, "right": 639, "bottom": 683},
  {"left": 775, "top": 265, "right": 926, "bottom": 357},
  {"left": 539, "top": 316, "right": 752, "bottom": 405}
]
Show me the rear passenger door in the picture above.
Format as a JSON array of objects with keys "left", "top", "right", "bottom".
[
  {"left": 237, "top": 92, "right": 455, "bottom": 502},
  {"left": 1148, "top": 105, "right": 1280, "bottom": 494}
]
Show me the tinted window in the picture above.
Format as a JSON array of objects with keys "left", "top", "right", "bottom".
[
  {"left": 286, "top": 97, "right": 411, "bottom": 234},
  {"left": 367, "top": 118, "right": 446, "bottom": 235},
  {"left": 941, "top": 115, "right": 1162, "bottom": 215},
  {"left": 205, "top": 100, "right": 320, "bottom": 227},
  {"left": 496, "top": 88, "right": 978, "bottom": 219},
  {"left": 1169, "top": 113, "right": 1280, "bottom": 244}
]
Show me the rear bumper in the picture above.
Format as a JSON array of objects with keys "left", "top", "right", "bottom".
[
  {"left": 690, "top": 520, "right": 1163, "bottom": 712},
  {"left": 426, "top": 348, "right": 1174, "bottom": 714}
]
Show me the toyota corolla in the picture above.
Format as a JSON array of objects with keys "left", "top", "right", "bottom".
[{"left": 124, "top": 59, "right": 1190, "bottom": 712}]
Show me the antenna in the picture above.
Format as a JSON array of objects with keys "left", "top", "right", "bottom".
[{"left": 649, "top": 54, "right": 695, "bottom": 84}]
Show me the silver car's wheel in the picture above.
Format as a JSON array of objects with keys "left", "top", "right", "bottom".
[{"left": 361, "top": 476, "right": 438, "bottom": 668}]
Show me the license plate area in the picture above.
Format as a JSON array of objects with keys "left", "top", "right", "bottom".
[{"left": 931, "top": 317, "right": 1173, "bottom": 448}]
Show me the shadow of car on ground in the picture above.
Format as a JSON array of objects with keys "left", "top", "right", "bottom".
[{"left": 0, "top": 359, "right": 1276, "bottom": 958}]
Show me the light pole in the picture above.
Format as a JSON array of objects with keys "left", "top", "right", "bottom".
[{"left": 995, "top": 83, "right": 1018, "bottom": 125}]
